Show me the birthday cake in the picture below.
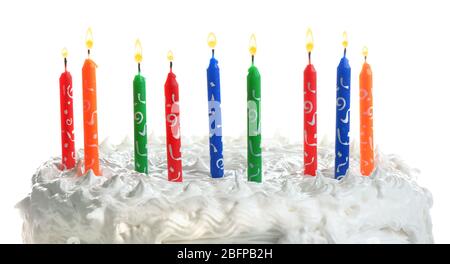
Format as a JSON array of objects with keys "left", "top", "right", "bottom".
[{"left": 17, "top": 137, "right": 433, "bottom": 244}]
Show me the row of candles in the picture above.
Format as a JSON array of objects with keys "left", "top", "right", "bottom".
[{"left": 59, "top": 28, "right": 373, "bottom": 182}]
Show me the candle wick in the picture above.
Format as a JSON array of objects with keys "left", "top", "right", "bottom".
[
  {"left": 170, "top": 61, "right": 173, "bottom": 72},
  {"left": 212, "top": 49, "right": 215, "bottom": 58},
  {"left": 138, "top": 63, "right": 141, "bottom": 73},
  {"left": 308, "top": 52, "right": 311, "bottom": 64},
  {"left": 364, "top": 56, "right": 367, "bottom": 62},
  {"left": 88, "top": 49, "right": 91, "bottom": 57},
  {"left": 64, "top": 58, "right": 67, "bottom": 71},
  {"left": 251, "top": 55, "right": 254, "bottom": 65},
  {"left": 344, "top": 48, "right": 347, "bottom": 57}
]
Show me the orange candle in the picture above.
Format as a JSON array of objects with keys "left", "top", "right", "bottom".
[
  {"left": 82, "top": 28, "right": 100, "bottom": 175},
  {"left": 359, "top": 46, "right": 374, "bottom": 176}
]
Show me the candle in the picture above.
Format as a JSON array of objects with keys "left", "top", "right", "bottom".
[
  {"left": 82, "top": 28, "right": 101, "bottom": 176},
  {"left": 335, "top": 31, "right": 351, "bottom": 179},
  {"left": 359, "top": 46, "right": 374, "bottom": 176},
  {"left": 303, "top": 28, "right": 317, "bottom": 176},
  {"left": 206, "top": 33, "right": 224, "bottom": 178},
  {"left": 247, "top": 34, "right": 262, "bottom": 183},
  {"left": 164, "top": 51, "right": 183, "bottom": 182},
  {"left": 59, "top": 48, "right": 76, "bottom": 170},
  {"left": 133, "top": 39, "right": 148, "bottom": 174}
]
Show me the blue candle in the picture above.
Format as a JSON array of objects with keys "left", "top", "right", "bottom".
[
  {"left": 335, "top": 32, "right": 351, "bottom": 179},
  {"left": 206, "top": 33, "right": 224, "bottom": 178}
]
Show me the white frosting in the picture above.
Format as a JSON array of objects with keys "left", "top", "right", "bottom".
[{"left": 17, "top": 137, "right": 433, "bottom": 244}]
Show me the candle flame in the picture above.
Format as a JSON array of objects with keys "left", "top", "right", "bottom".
[
  {"left": 249, "top": 34, "right": 257, "bottom": 56},
  {"left": 342, "top": 31, "right": 348, "bottom": 48},
  {"left": 362, "top": 46, "right": 368, "bottom": 57},
  {"left": 306, "top": 28, "right": 314, "bottom": 52},
  {"left": 61, "top": 47, "right": 68, "bottom": 59},
  {"left": 167, "top": 50, "right": 174, "bottom": 62},
  {"left": 135, "top": 39, "right": 143, "bottom": 63},
  {"left": 207, "top": 32, "right": 217, "bottom": 48},
  {"left": 86, "top": 27, "right": 94, "bottom": 50}
]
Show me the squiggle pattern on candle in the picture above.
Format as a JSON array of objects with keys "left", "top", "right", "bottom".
[
  {"left": 135, "top": 112, "right": 144, "bottom": 125},
  {"left": 304, "top": 131, "right": 317, "bottom": 147},
  {"left": 360, "top": 89, "right": 368, "bottom": 100},
  {"left": 340, "top": 77, "right": 349, "bottom": 89},
  {"left": 359, "top": 79, "right": 374, "bottom": 176},
  {"left": 248, "top": 165, "right": 261, "bottom": 180},
  {"left": 304, "top": 101, "right": 313, "bottom": 114},
  {"left": 364, "top": 106, "right": 373, "bottom": 117},
  {"left": 252, "top": 90, "right": 261, "bottom": 101},
  {"left": 169, "top": 144, "right": 182, "bottom": 161},
  {"left": 60, "top": 80, "right": 76, "bottom": 170},
  {"left": 165, "top": 76, "right": 182, "bottom": 182},
  {"left": 138, "top": 126, "right": 146, "bottom": 137},
  {"left": 208, "top": 95, "right": 222, "bottom": 137},
  {"left": 307, "top": 82, "right": 316, "bottom": 94},
  {"left": 336, "top": 97, "right": 346, "bottom": 111},
  {"left": 137, "top": 93, "right": 146, "bottom": 104},
  {"left": 170, "top": 171, "right": 182, "bottom": 182},
  {"left": 66, "top": 131, "right": 75, "bottom": 142},
  {"left": 83, "top": 101, "right": 91, "bottom": 112},
  {"left": 336, "top": 157, "right": 349, "bottom": 173},
  {"left": 133, "top": 78, "right": 148, "bottom": 174},
  {"left": 305, "top": 156, "right": 315, "bottom": 166},
  {"left": 135, "top": 141, "right": 147, "bottom": 157},
  {"left": 340, "top": 109, "right": 350, "bottom": 124},
  {"left": 87, "top": 111, "right": 97, "bottom": 126},
  {"left": 249, "top": 141, "right": 262, "bottom": 157},
  {"left": 248, "top": 101, "right": 261, "bottom": 136},
  {"left": 337, "top": 128, "right": 349, "bottom": 146},
  {"left": 210, "top": 143, "right": 218, "bottom": 153}
]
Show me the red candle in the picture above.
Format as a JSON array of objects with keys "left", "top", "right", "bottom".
[
  {"left": 164, "top": 51, "right": 183, "bottom": 182},
  {"left": 59, "top": 48, "right": 76, "bottom": 170},
  {"left": 303, "top": 28, "right": 317, "bottom": 176}
]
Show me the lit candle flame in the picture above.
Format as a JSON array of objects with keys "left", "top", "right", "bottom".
[
  {"left": 342, "top": 31, "right": 348, "bottom": 48},
  {"left": 249, "top": 34, "right": 257, "bottom": 56},
  {"left": 61, "top": 47, "right": 68, "bottom": 59},
  {"left": 362, "top": 46, "right": 368, "bottom": 57},
  {"left": 207, "top": 32, "right": 217, "bottom": 49},
  {"left": 86, "top": 27, "right": 94, "bottom": 50},
  {"left": 135, "top": 39, "right": 143, "bottom": 63},
  {"left": 167, "top": 50, "right": 174, "bottom": 62},
  {"left": 306, "top": 28, "right": 314, "bottom": 53}
]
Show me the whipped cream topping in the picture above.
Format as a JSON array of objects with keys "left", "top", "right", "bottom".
[{"left": 17, "top": 137, "right": 433, "bottom": 243}]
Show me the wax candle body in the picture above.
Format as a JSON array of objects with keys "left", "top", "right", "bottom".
[
  {"left": 207, "top": 56, "right": 224, "bottom": 178},
  {"left": 335, "top": 55, "right": 351, "bottom": 179},
  {"left": 359, "top": 62, "right": 374, "bottom": 176},
  {"left": 304, "top": 64, "right": 317, "bottom": 176},
  {"left": 133, "top": 74, "right": 148, "bottom": 174},
  {"left": 59, "top": 71, "right": 76, "bottom": 169},
  {"left": 165, "top": 71, "right": 183, "bottom": 182},
  {"left": 82, "top": 58, "right": 100, "bottom": 175},
  {"left": 247, "top": 65, "right": 262, "bottom": 182}
]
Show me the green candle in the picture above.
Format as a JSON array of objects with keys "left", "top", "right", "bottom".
[
  {"left": 247, "top": 34, "right": 262, "bottom": 182},
  {"left": 133, "top": 39, "right": 148, "bottom": 174}
]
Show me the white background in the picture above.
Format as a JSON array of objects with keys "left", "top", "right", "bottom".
[{"left": 0, "top": 0, "right": 449, "bottom": 243}]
